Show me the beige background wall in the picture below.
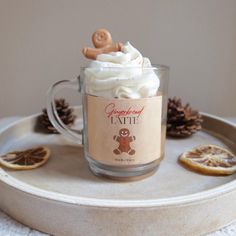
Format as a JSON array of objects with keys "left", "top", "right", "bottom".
[{"left": 0, "top": 0, "right": 236, "bottom": 118}]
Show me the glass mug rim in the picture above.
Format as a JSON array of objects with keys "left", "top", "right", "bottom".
[{"left": 80, "top": 64, "right": 170, "bottom": 71}]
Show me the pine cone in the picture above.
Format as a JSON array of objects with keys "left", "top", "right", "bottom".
[
  {"left": 39, "top": 98, "right": 76, "bottom": 133},
  {"left": 167, "top": 97, "right": 203, "bottom": 138}
]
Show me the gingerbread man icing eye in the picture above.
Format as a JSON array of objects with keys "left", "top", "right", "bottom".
[{"left": 92, "top": 29, "right": 112, "bottom": 48}]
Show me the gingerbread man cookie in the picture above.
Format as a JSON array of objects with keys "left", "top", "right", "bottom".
[
  {"left": 113, "top": 128, "right": 136, "bottom": 155},
  {"left": 82, "top": 29, "right": 123, "bottom": 60}
]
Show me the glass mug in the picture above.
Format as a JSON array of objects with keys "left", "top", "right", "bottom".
[{"left": 47, "top": 66, "right": 169, "bottom": 180}]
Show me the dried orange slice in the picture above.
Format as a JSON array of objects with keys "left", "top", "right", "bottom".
[
  {"left": 179, "top": 144, "right": 236, "bottom": 175},
  {"left": 0, "top": 146, "right": 50, "bottom": 170}
]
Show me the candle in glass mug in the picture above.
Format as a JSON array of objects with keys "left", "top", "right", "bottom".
[{"left": 46, "top": 29, "right": 169, "bottom": 180}]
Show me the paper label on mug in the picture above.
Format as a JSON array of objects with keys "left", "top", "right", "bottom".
[{"left": 86, "top": 95, "right": 162, "bottom": 166}]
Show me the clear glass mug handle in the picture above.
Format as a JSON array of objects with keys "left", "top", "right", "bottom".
[{"left": 46, "top": 76, "right": 83, "bottom": 146}]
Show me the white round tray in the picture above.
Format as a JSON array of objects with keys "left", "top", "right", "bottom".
[{"left": 0, "top": 108, "right": 235, "bottom": 236}]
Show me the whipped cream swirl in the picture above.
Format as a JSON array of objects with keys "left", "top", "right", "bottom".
[{"left": 84, "top": 42, "right": 160, "bottom": 99}]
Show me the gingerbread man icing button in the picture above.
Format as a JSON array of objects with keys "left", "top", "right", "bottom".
[{"left": 82, "top": 29, "right": 123, "bottom": 60}]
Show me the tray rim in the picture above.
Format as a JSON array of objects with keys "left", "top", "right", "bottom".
[{"left": 0, "top": 110, "right": 236, "bottom": 209}]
